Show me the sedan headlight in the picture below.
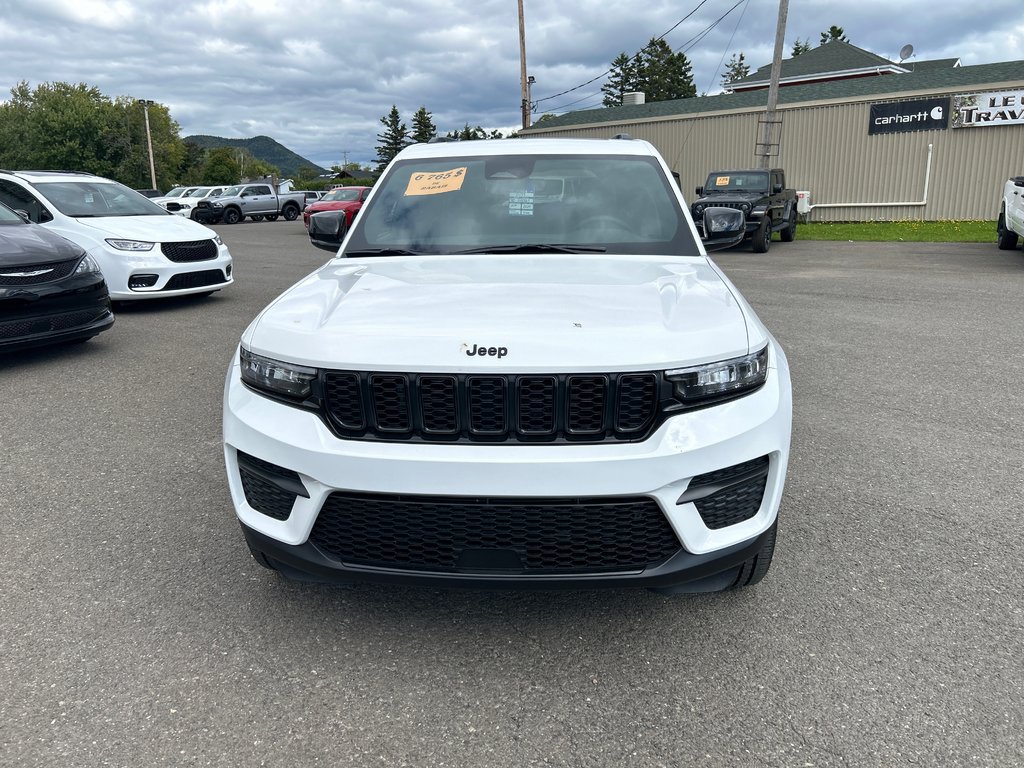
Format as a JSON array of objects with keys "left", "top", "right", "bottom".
[
  {"left": 240, "top": 347, "right": 317, "bottom": 398},
  {"left": 105, "top": 239, "right": 155, "bottom": 251},
  {"left": 666, "top": 345, "right": 769, "bottom": 406},
  {"left": 213, "top": 235, "right": 224, "bottom": 246},
  {"left": 73, "top": 253, "right": 102, "bottom": 275}
]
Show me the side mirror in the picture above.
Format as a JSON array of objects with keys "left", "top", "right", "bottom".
[
  {"left": 700, "top": 207, "right": 746, "bottom": 252},
  {"left": 14, "top": 209, "right": 30, "bottom": 222},
  {"left": 773, "top": 183, "right": 783, "bottom": 194},
  {"left": 308, "top": 210, "right": 348, "bottom": 252},
  {"left": 695, "top": 186, "right": 704, "bottom": 197},
  {"left": 1014, "top": 176, "right": 1024, "bottom": 187},
  {"left": 671, "top": 171, "right": 681, "bottom": 190}
]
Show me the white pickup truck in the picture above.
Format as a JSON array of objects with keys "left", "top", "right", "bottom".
[{"left": 997, "top": 176, "right": 1024, "bottom": 250}]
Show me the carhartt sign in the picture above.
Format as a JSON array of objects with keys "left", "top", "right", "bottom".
[
  {"left": 868, "top": 98, "right": 950, "bottom": 135},
  {"left": 952, "top": 90, "right": 1024, "bottom": 128}
]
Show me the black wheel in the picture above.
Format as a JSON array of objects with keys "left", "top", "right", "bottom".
[
  {"left": 222, "top": 207, "right": 242, "bottom": 225},
  {"left": 751, "top": 216, "right": 772, "bottom": 253},
  {"left": 282, "top": 205, "right": 300, "bottom": 222},
  {"left": 727, "top": 520, "right": 777, "bottom": 589},
  {"left": 997, "top": 212, "right": 1019, "bottom": 250},
  {"left": 265, "top": 214, "right": 279, "bottom": 222},
  {"left": 250, "top": 215, "right": 265, "bottom": 222},
  {"left": 780, "top": 210, "right": 797, "bottom": 242}
]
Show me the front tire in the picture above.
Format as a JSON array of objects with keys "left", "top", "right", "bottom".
[
  {"left": 222, "top": 207, "right": 242, "bottom": 225},
  {"left": 997, "top": 212, "right": 1019, "bottom": 250},
  {"left": 282, "top": 205, "right": 300, "bottom": 222},
  {"left": 727, "top": 520, "right": 777, "bottom": 589},
  {"left": 751, "top": 216, "right": 772, "bottom": 253}
]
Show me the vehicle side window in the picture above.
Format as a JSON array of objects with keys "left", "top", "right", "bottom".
[
  {"left": 252, "top": 186, "right": 272, "bottom": 196},
  {"left": 0, "top": 180, "right": 52, "bottom": 223}
]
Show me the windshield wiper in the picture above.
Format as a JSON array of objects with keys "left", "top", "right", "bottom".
[
  {"left": 342, "top": 248, "right": 422, "bottom": 257},
  {"left": 451, "top": 243, "right": 607, "bottom": 254}
]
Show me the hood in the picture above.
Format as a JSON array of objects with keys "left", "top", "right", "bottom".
[
  {"left": 695, "top": 190, "right": 764, "bottom": 205},
  {"left": 73, "top": 214, "right": 216, "bottom": 242},
  {"left": 0, "top": 222, "right": 85, "bottom": 266},
  {"left": 245, "top": 254, "right": 752, "bottom": 372}
]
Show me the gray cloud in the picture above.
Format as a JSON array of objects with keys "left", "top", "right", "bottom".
[{"left": 0, "top": 0, "right": 1021, "bottom": 171}]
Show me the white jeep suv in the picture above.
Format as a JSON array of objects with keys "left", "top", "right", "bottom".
[
  {"left": 223, "top": 138, "right": 792, "bottom": 593},
  {"left": 0, "top": 171, "right": 232, "bottom": 300}
]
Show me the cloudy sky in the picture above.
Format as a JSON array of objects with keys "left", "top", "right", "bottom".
[{"left": 1, "top": 0, "right": 1022, "bottom": 171}]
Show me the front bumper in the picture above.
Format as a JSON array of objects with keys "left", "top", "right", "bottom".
[
  {"left": 91, "top": 241, "right": 233, "bottom": 300},
  {"left": 0, "top": 273, "right": 114, "bottom": 350},
  {"left": 223, "top": 344, "right": 792, "bottom": 589}
]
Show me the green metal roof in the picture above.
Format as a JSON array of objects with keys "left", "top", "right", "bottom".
[
  {"left": 524, "top": 59, "right": 1024, "bottom": 132},
  {"left": 730, "top": 40, "right": 900, "bottom": 87}
]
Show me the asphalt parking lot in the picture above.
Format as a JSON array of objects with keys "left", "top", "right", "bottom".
[{"left": 2, "top": 221, "right": 1022, "bottom": 767}]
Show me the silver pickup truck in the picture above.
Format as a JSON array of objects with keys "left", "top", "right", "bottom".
[{"left": 196, "top": 183, "right": 306, "bottom": 224}]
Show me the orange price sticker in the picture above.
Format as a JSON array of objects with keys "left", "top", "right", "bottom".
[
  {"left": 405, "top": 167, "right": 468, "bottom": 196},
  {"left": 714, "top": 176, "right": 730, "bottom": 186}
]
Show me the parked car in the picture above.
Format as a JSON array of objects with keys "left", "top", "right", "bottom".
[
  {"left": 195, "top": 183, "right": 306, "bottom": 224},
  {"left": 0, "top": 170, "right": 233, "bottom": 301},
  {"left": 161, "top": 186, "right": 228, "bottom": 219},
  {"left": 302, "top": 186, "right": 371, "bottom": 229},
  {"left": 0, "top": 200, "right": 113, "bottom": 351},
  {"left": 135, "top": 189, "right": 163, "bottom": 198},
  {"left": 691, "top": 169, "right": 797, "bottom": 253},
  {"left": 997, "top": 175, "right": 1024, "bottom": 250},
  {"left": 224, "top": 137, "right": 792, "bottom": 593},
  {"left": 151, "top": 186, "right": 200, "bottom": 205}
]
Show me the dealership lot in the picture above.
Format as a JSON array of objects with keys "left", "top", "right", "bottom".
[{"left": 2, "top": 222, "right": 1022, "bottom": 766}]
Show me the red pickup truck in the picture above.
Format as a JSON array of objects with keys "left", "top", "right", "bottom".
[{"left": 302, "top": 186, "right": 372, "bottom": 229}]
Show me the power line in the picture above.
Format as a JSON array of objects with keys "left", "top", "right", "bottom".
[{"left": 532, "top": 0, "right": 712, "bottom": 106}]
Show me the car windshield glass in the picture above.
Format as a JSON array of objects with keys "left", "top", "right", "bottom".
[
  {"left": 182, "top": 187, "right": 210, "bottom": 198},
  {"left": 221, "top": 185, "right": 244, "bottom": 197},
  {"left": 344, "top": 153, "right": 698, "bottom": 256},
  {"left": 0, "top": 202, "right": 24, "bottom": 224},
  {"left": 705, "top": 172, "right": 768, "bottom": 193},
  {"left": 164, "top": 187, "right": 187, "bottom": 198},
  {"left": 39, "top": 181, "right": 168, "bottom": 217},
  {"left": 323, "top": 188, "right": 362, "bottom": 201}
]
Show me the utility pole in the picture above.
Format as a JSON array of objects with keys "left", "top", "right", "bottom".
[
  {"left": 518, "top": 0, "right": 531, "bottom": 129},
  {"left": 757, "top": 0, "right": 789, "bottom": 168},
  {"left": 138, "top": 99, "right": 157, "bottom": 189}
]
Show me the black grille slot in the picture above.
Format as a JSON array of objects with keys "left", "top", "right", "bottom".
[
  {"left": 567, "top": 376, "right": 606, "bottom": 434},
  {"left": 684, "top": 456, "right": 770, "bottom": 530},
  {"left": 517, "top": 376, "right": 557, "bottom": 434},
  {"left": 318, "top": 371, "right": 665, "bottom": 444},
  {"left": 468, "top": 377, "right": 507, "bottom": 435},
  {"left": 161, "top": 239, "right": 217, "bottom": 263},
  {"left": 0, "top": 308, "right": 108, "bottom": 340},
  {"left": 371, "top": 375, "right": 411, "bottom": 432},
  {"left": 310, "top": 492, "right": 681, "bottom": 573},
  {"left": 237, "top": 451, "right": 307, "bottom": 521},
  {"left": 0, "top": 259, "right": 78, "bottom": 286},
  {"left": 162, "top": 269, "right": 227, "bottom": 290}
]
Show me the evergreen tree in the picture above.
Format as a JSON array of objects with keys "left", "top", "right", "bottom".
[
  {"left": 635, "top": 38, "right": 696, "bottom": 102},
  {"left": 601, "top": 52, "right": 638, "bottom": 107},
  {"left": 721, "top": 53, "right": 750, "bottom": 88},
  {"left": 375, "top": 105, "right": 408, "bottom": 172},
  {"left": 819, "top": 26, "right": 849, "bottom": 45},
  {"left": 410, "top": 106, "right": 437, "bottom": 144},
  {"left": 791, "top": 38, "right": 812, "bottom": 56}
]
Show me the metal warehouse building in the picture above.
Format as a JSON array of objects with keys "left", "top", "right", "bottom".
[{"left": 520, "top": 42, "right": 1024, "bottom": 221}]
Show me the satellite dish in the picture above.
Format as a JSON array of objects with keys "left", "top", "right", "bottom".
[{"left": 899, "top": 44, "right": 914, "bottom": 62}]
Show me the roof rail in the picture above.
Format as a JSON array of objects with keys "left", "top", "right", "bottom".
[{"left": 428, "top": 137, "right": 457, "bottom": 143}]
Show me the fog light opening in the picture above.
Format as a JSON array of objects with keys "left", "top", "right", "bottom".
[{"left": 128, "top": 274, "right": 159, "bottom": 289}]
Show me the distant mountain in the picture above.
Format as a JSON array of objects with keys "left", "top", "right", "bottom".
[{"left": 183, "top": 134, "right": 329, "bottom": 178}]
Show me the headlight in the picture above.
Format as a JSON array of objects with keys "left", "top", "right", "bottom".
[
  {"left": 692, "top": 204, "right": 705, "bottom": 216},
  {"left": 73, "top": 254, "right": 102, "bottom": 275},
  {"left": 666, "top": 345, "right": 768, "bottom": 405},
  {"left": 213, "top": 235, "right": 224, "bottom": 245},
  {"left": 211, "top": 202, "right": 224, "bottom": 209},
  {"left": 105, "top": 239, "right": 155, "bottom": 251},
  {"left": 740, "top": 202, "right": 751, "bottom": 212},
  {"left": 240, "top": 346, "right": 317, "bottom": 398}
]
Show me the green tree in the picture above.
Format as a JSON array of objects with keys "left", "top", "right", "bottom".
[
  {"left": 202, "top": 147, "right": 240, "bottom": 185},
  {"left": 635, "top": 38, "right": 696, "bottom": 102},
  {"left": 819, "top": 26, "right": 849, "bottom": 45},
  {"left": 791, "top": 38, "right": 812, "bottom": 56},
  {"left": 601, "top": 52, "right": 638, "bottom": 107},
  {"left": 721, "top": 52, "right": 750, "bottom": 88},
  {"left": 410, "top": 106, "right": 437, "bottom": 144},
  {"left": 375, "top": 105, "right": 409, "bottom": 171}
]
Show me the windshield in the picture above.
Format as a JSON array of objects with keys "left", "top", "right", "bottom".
[
  {"left": 38, "top": 181, "right": 168, "bottom": 217},
  {"left": 221, "top": 185, "right": 244, "bottom": 197},
  {"left": 323, "top": 188, "right": 363, "bottom": 202},
  {"left": 0, "top": 201, "right": 25, "bottom": 224},
  {"left": 164, "top": 186, "right": 188, "bottom": 198},
  {"left": 183, "top": 187, "right": 211, "bottom": 198},
  {"left": 704, "top": 172, "right": 768, "bottom": 193},
  {"left": 344, "top": 153, "right": 697, "bottom": 256}
]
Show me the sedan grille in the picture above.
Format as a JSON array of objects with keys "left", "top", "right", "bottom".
[
  {"left": 161, "top": 239, "right": 218, "bottom": 263},
  {"left": 321, "top": 371, "right": 660, "bottom": 443},
  {"left": 310, "top": 492, "right": 681, "bottom": 574},
  {"left": 0, "top": 259, "right": 78, "bottom": 286},
  {"left": 0, "top": 308, "right": 109, "bottom": 340}
]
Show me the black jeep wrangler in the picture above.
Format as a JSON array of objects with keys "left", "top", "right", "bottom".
[{"left": 691, "top": 169, "right": 797, "bottom": 253}]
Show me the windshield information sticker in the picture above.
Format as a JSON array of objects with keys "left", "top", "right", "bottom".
[
  {"left": 508, "top": 190, "right": 534, "bottom": 216},
  {"left": 405, "top": 168, "right": 467, "bottom": 196},
  {"left": 714, "top": 176, "right": 730, "bottom": 186}
]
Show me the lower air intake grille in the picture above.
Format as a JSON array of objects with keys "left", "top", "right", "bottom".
[
  {"left": 237, "top": 451, "right": 306, "bottom": 521},
  {"left": 686, "top": 456, "right": 770, "bottom": 530},
  {"left": 310, "top": 493, "right": 681, "bottom": 574},
  {"left": 0, "top": 308, "right": 108, "bottom": 340},
  {"left": 162, "top": 269, "right": 227, "bottom": 291}
]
